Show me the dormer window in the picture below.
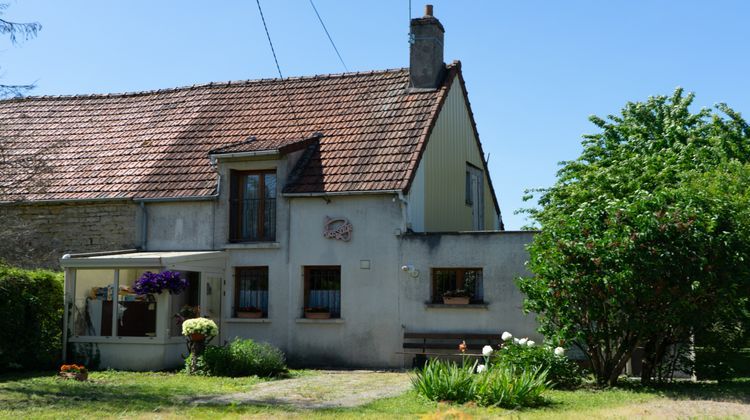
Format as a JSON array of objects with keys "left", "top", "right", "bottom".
[{"left": 229, "top": 170, "right": 276, "bottom": 242}]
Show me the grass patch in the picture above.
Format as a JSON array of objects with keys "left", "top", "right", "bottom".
[{"left": 0, "top": 370, "right": 748, "bottom": 419}]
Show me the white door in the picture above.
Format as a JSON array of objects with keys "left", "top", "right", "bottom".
[{"left": 201, "top": 274, "right": 223, "bottom": 325}]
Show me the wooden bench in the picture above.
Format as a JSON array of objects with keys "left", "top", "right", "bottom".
[{"left": 401, "top": 332, "right": 503, "bottom": 368}]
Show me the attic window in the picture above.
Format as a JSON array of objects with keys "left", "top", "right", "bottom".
[{"left": 229, "top": 170, "right": 277, "bottom": 242}]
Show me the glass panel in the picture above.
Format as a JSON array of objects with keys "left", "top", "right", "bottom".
[
  {"left": 73, "top": 269, "right": 115, "bottom": 336},
  {"left": 116, "top": 268, "right": 161, "bottom": 337},
  {"left": 464, "top": 269, "right": 484, "bottom": 302},
  {"left": 236, "top": 267, "right": 269, "bottom": 317},
  {"left": 264, "top": 174, "right": 276, "bottom": 241},
  {"left": 306, "top": 268, "right": 341, "bottom": 317},
  {"left": 433, "top": 270, "right": 457, "bottom": 303},
  {"left": 264, "top": 174, "right": 276, "bottom": 198},
  {"left": 171, "top": 272, "right": 201, "bottom": 337},
  {"left": 203, "top": 274, "right": 223, "bottom": 322},
  {"left": 241, "top": 174, "right": 260, "bottom": 241}
]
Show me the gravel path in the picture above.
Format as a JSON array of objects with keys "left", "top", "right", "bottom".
[{"left": 190, "top": 370, "right": 411, "bottom": 409}]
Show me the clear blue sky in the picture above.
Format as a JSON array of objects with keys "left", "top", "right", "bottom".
[{"left": 3, "top": 1, "right": 749, "bottom": 229}]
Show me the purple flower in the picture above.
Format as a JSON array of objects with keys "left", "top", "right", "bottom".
[{"left": 134, "top": 270, "right": 187, "bottom": 295}]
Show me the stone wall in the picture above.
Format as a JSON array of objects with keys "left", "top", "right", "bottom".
[{"left": 0, "top": 201, "right": 139, "bottom": 269}]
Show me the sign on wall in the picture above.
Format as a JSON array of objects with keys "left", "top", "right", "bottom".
[{"left": 323, "top": 217, "right": 353, "bottom": 242}]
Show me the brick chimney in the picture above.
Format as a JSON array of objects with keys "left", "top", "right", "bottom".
[{"left": 409, "top": 4, "right": 445, "bottom": 90}]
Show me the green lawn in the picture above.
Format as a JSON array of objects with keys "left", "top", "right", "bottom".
[{"left": 1, "top": 370, "right": 748, "bottom": 419}]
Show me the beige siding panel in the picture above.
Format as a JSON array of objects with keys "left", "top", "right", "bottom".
[{"left": 423, "top": 81, "right": 499, "bottom": 231}]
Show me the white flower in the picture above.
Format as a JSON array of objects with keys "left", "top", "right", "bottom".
[
  {"left": 518, "top": 338, "right": 528, "bottom": 345},
  {"left": 501, "top": 331, "right": 513, "bottom": 341},
  {"left": 482, "top": 345, "right": 494, "bottom": 357},
  {"left": 476, "top": 364, "right": 487, "bottom": 373},
  {"left": 513, "top": 338, "right": 520, "bottom": 344},
  {"left": 527, "top": 340, "right": 535, "bottom": 347},
  {"left": 554, "top": 347, "right": 565, "bottom": 356}
]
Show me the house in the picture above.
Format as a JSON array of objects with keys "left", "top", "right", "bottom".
[{"left": 0, "top": 6, "right": 539, "bottom": 369}]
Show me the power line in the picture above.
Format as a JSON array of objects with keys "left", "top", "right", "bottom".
[
  {"left": 308, "top": 0, "right": 348, "bottom": 72},
  {"left": 255, "top": 0, "right": 284, "bottom": 80},
  {"left": 254, "top": 0, "right": 305, "bottom": 139}
]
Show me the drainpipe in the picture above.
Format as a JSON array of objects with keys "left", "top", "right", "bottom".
[
  {"left": 140, "top": 201, "right": 148, "bottom": 251},
  {"left": 209, "top": 157, "right": 222, "bottom": 250},
  {"left": 397, "top": 191, "right": 409, "bottom": 234},
  {"left": 141, "top": 201, "right": 148, "bottom": 251}
]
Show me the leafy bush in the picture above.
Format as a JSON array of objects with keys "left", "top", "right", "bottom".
[
  {"left": 186, "top": 338, "right": 287, "bottom": 377},
  {"left": 494, "top": 340, "right": 582, "bottom": 389},
  {"left": 411, "top": 359, "right": 476, "bottom": 403},
  {"left": 0, "top": 264, "right": 63, "bottom": 370},
  {"left": 474, "top": 365, "right": 549, "bottom": 407},
  {"left": 412, "top": 359, "right": 549, "bottom": 408}
]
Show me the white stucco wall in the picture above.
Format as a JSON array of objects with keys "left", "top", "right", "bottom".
[
  {"left": 406, "top": 162, "right": 426, "bottom": 232},
  {"left": 398, "top": 231, "right": 540, "bottom": 343},
  {"left": 221, "top": 190, "right": 539, "bottom": 368},
  {"left": 145, "top": 201, "right": 215, "bottom": 250}
]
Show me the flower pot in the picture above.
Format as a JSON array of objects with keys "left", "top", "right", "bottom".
[
  {"left": 443, "top": 296, "right": 470, "bottom": 305},
  {"left": 59, "top": 371, "right": 88, "bottom": 381},
  {"left": 304, "top": 310, "right": 331, "bottom": 319},
  {"left": 237, "top": 310, "right": 263, "bottom": 319},
  {"left": 190, "top": 333, "right": 206, "bottom": 342}
]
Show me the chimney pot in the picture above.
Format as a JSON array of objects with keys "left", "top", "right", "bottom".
[{"left": 424, "top": 4, "right": 433, "bottom": 17}]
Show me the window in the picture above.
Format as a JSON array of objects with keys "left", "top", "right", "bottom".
[
  {"left": 304, "top": 266, "right": 341, "bottom": 318},
  {"left": 72, "top": 268, "right": 162, "bottom": 337},
  {"left": 235, "top": 267, "right": 269, "bottom": 318},
  {"left": 431, "top": 268, "right": 484, "bottom": 304},
  {"left": 465, "top": 164, "right": 485, "bottom": 230},
  {"left": 230, "top": 170, "right": 276, "bottom": 242}
]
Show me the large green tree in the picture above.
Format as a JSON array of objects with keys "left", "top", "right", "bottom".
[{"left": 519, "top": 89, "right": 750, "bottom": 386}]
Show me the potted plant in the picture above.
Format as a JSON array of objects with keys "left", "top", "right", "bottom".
[
  {"left": 442, "top": 289, "right": 472, "bottom": 305},
  {"left": 304, "top": 306, "right": 331, "bottom": 319},
  {"left": 181, "top": 317, "right": 219, "bottom": 342},
  {"left": 134, "top": 270, "right": 188, "bottom": 296},
  {"left": 59, "top": 364, "right": 88, "bottom": 381},
  {"left": 236, "top": 306, "right": 264, "bottom": 319}
]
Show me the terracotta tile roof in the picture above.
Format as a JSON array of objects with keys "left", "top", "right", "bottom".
[{"left": 0, "top": 64, "right": 458, "bottom": 202}]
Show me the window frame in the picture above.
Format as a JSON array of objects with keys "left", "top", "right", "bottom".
[
  {"left": 234, "top": 266, "right": 270, "bottom": 318},
  {"left": 431, "top": 267, "right": 484, "bottom": 304},
  {"left": 229, "top": 169, "right": 277, "bottom": 242},
  {"left": 303, "top": 265, "right": 342, "bottom": 318}
]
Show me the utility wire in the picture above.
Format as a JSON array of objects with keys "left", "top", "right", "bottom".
[
  {"left": 254, "top": 0, "right": 306, "bottom": 139},
  {"left": 255, "top": 0, "right": 284, "bottom": 79},
  {"left": 308, "top": 0, "right": 348, "bottom": 72}
]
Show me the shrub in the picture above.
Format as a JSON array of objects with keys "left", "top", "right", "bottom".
[
  {"left": 411, "top": 359, "right": 476, "bottom": 403},
  {"left": 186, "top": 338, "right": 287, "bottom": 377},
  {"left": 494, "top": 340, "right": 582, "bottom": 389},
  {"left": 474, "top": 365, "right": 549, "bottom": 408},
  {"left": 0, "top": 264, "right": 63, "bottom": 370},
  {"left": 412, "top": 359, "right": 549, "bottom": 408}
]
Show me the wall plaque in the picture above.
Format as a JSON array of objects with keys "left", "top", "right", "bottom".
[{"left": 323, "top": 217, "right": 353, "bottom": 242}]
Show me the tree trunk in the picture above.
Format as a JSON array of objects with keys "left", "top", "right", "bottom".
[{"left": 188, "top": 339, "right": 206, "bottom": 374}]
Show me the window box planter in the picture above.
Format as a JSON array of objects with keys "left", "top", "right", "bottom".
[
  {"left": 236, "top": 309, "right": 264, "bottom": 319},
  {"left": 304, "top": 308, "right": 332, "bottom": 319},
  {"left": 442, "top": 296, "right": 471, "bottom": 305}
]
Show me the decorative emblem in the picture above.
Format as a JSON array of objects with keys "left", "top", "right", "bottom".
[{"left": 323, "top": 217, "right": 353, "bottom": 242}]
